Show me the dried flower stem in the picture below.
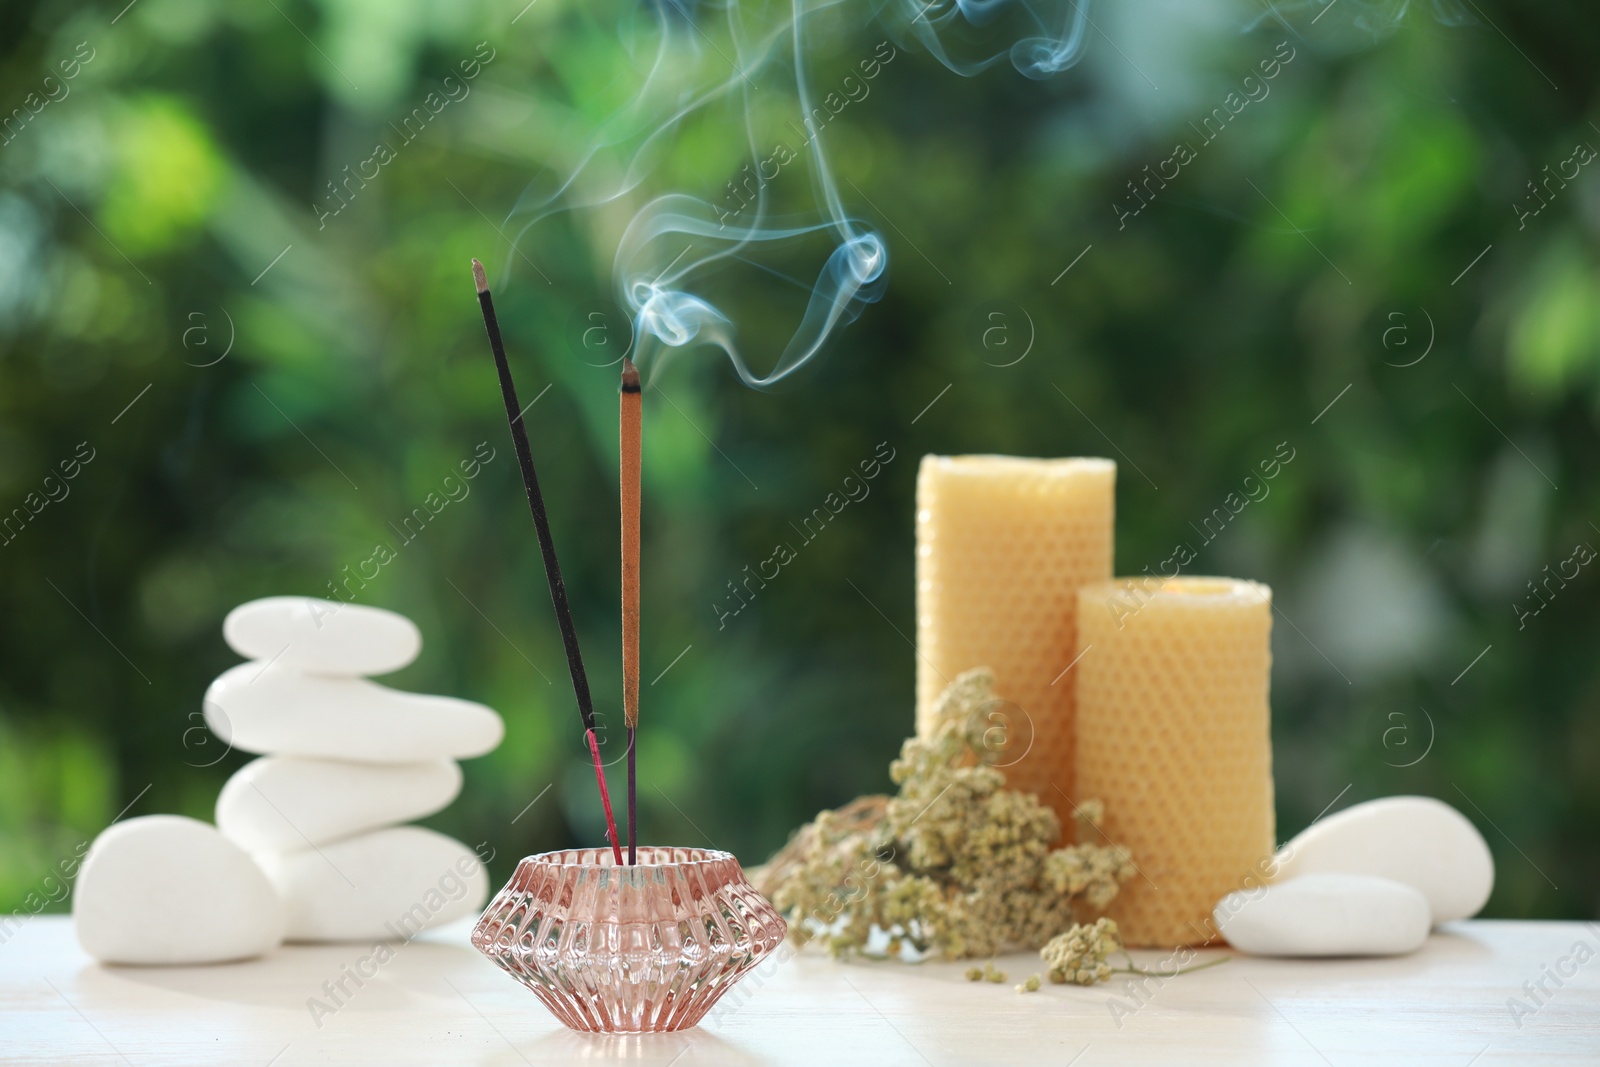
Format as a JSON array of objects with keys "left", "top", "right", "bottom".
[{"left": 1114, "top": 953, "right": 1232, "bottom": 979}]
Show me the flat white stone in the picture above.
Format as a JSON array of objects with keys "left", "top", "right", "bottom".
[
  {"left": 255, "top": 826, "right": 488, "bottom": 942},
  {"left": 204, "top": 662, "right": 503, "bottom": 763},
  {"left": 1215, "top": 873, "right": 1431, "bottom": 957},
  {"left": 1273, "top": 796, "right": 1494, "bottom": 923},
  {"left": 216, "top": 757, "right": 463, "bottom": 853},
  {"left": 73, "top": 815, "right": 285, "bottom": 965},
  {"left": 223, "top": 597, "right": 422, "bottom": 677}
]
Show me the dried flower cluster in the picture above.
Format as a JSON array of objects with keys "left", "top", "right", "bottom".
[
  {"left": 1041, "top": 917, "right": 1122, "bottom": 986},
  {"left": 754, "top": 668, "right": 1136, "bottom": 962}
]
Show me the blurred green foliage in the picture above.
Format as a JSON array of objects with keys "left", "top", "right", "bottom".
[{"left": 0, "top": 0, "right": 1595, "bottom": 923}]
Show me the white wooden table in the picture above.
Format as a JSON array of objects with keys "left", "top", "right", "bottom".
[{"left": 2, "top": 917, "right": 1595, "bottom": 1065}]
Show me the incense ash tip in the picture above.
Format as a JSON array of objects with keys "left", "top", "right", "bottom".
[
  {"left": 621, "top": 359, "right": 641, "bottom": 392},
  {"left": 471, "top": 258, "right": 489, "bottom": 293}
]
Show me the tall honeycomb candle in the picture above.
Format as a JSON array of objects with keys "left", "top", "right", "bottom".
[
  {"left": 1074, "top": 576, "right": 1275, "bottom": 948},
  {"left": 915, "top": 455, "right": 1115, "bottom": 811}
]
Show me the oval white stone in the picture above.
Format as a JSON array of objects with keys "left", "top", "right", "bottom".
[
  {"left": 204, "top": 662, "right": 504, "bottom": 763},
  {"left": 216, "top": 757, "right": 463, "bottom": 853},
  {"left": 73, "top": 815, "right": 285, "bottom": 965},
  {"left": 1273, "top": 796, "right": 1494, "bottom": 923},
  {"left": 1215, "top": 873, "right": 1431, "bottom": 957},
  {"left": 255, "top": 826, "right": 488, "bottom": 942},
  {"left": 223, "top": 597, "right": 421, "bottom": 677}
]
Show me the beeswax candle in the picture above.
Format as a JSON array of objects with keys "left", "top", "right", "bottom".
[
  {"left": 915, "top": 455, "right": 1115, "bottom": 811},
  {"left": 1074, "top": 576, "right": 1275, "bottom": 948}
]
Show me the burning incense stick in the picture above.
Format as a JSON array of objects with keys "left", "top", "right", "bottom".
[
  {"left": 471, "top": 258, "right": 623, "bottom": 865},
  {"left": 620, "top": 358, "right": 641, "bottom": 865}
]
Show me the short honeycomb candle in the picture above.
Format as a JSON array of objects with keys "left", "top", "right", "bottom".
[
  {"left": 915, "top": 455, "right": 1115, "bottom": 811},
  {"left": 1074, "top": 576, "right": 1275, "bottom": 948}
]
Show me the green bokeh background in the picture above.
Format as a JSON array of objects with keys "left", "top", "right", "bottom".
[{"left": 0, "top": 0, "right": 1595, "bottom": 922}]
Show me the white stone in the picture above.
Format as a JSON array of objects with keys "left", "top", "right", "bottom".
[
  {"left": 73, "top": 815, "right": 285, "bottom": 965},
  {"left": 1273, "top": 796, "right": 1494, "bottom": 923},
  {"left": 223, "top": 597, "right": 421, "bottom": 677},
  {"left": 204, "top": 662, "right": 504, "bottom": 763},
  {"left": 255, "top": 826, "right": 488, "bottom": 942},
  {"left": 1215, "top": 873, "right": 1431, "bottom": 957},
  {"left": 216, "top": 757, "right": 463, "bottom": 853}
]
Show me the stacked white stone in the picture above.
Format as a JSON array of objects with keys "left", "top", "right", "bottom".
[
  {"left": 208, "top": 597, "right": 503, "bottom": 943},
  {"left": 74, "top": 597, "right": 506, "bottom": 965}
]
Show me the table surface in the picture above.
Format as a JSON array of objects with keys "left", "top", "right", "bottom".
[{"left": 1, "top": 917, "right": 1596, "bottom": 1066}]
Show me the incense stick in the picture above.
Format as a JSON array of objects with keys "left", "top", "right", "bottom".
[
  {"left": 471, "top": 258, "right": 623, "bottom": 865},
  {"left": 620, "top": 357, "right": 641, "bottom": 865}
]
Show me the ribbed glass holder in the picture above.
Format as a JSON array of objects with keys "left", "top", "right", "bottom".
[{"left": 471, "top": 846, "right": 787, "bottom": 1033}]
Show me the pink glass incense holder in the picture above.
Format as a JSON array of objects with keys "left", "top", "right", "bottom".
[{"left": 471, "top": 846, "right": 787, "bottom": 1033}]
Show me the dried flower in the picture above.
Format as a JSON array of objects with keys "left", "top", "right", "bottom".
[
  {"left": 1041, "top": 918, "right": 1122, "bottom": 986},
  {"left": 1038, "top": 918, "right": 1233, "bottom": 988},
  {"left": 1073, "top": 798, "right": 1106, "bottom": 836},
  {"left": 983, "top": 963, "right": 1006, "bottom": 983},
  {"left": 1042, "top": 842, "right": 1137, "bottom": 911},
  {"left": 964, "top": 966, "right": 984, "bottom": 982},
  {"left": 1016, "top": 974, "right": 1042, "bottom": 993},
  {"left": 753, "top": 668, "right": 1137, "bottom": 962}
]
